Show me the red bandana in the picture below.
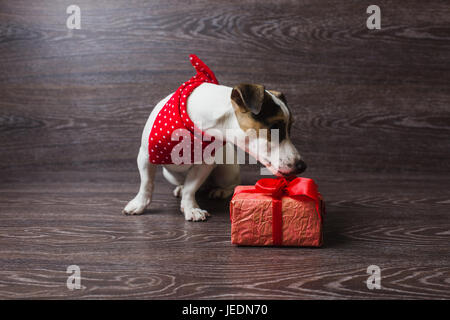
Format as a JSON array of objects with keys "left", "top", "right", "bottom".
[{"left": 148, "top": 55, "right": 219, "bottom": 164}]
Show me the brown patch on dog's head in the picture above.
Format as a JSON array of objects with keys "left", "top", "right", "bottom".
[{"left": 231, "top": 84, "right": 292, "bottom": 141}]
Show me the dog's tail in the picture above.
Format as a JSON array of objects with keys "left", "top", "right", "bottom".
[{"left": 189, "top": 54, "right": 219, "bottom": 85}]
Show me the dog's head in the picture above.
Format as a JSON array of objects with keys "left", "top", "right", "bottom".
[{"left": 230, "top": 83, "right": 306, "bottom": 176}]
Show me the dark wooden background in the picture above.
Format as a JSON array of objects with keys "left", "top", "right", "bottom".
[{"left": 0, "top": 0, "right": 449, "bottom": 299}]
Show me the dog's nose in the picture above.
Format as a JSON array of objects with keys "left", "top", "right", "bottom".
[{"left": 294, "top": 159, "right": 307, "bottom": 174}]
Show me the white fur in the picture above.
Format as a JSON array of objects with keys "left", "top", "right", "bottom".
[
  {"left": 266, "top": 91, "right": 302, "bottom": 175},
  {"left": 123, "top": 83, "right": 301, "bottom": 221}
]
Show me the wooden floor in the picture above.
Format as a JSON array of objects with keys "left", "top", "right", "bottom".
[
  {"left": 0, "top": 0, "right": 449, "bottom": 299},
  {"left": 0, "top": 169, "right": 448, "bottom": 299}
]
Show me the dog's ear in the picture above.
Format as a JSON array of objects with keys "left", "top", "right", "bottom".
[
  {"left": 268, "top": 90, "right": 287, "bottom": 104},
  {"left": 231, "top": 83, "right": 265, "bottom": 115}
]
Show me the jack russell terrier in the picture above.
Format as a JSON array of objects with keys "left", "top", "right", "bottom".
[{"left": 123, "top": 55, "right": 306, "bottom": 221}]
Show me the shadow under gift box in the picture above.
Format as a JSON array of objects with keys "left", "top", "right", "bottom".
[{"left": 229, "top": 178, "right": 324, "bottom": 247}]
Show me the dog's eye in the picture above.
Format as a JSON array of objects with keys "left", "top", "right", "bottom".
[{"left": 269, "top": 121, "right": 287, "bottom": 141}]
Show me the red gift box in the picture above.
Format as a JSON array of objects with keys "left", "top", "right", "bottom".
[{"left": 230, "top": 177, "right": 325, "bottom": 246}]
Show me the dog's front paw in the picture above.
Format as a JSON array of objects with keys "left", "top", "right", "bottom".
[
  {"left": 208, "top": 187, "right": 234, "bottom": 199},
  {"left": 123, "top": 196, "right": 151, "bottom": 215},
  {"left": 182, "top": 207, "right": 210, "bottom": 222}
]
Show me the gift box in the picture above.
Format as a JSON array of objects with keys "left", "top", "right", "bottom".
[{"left": 230, "top": 177, "right": 324, "bottom": 246}]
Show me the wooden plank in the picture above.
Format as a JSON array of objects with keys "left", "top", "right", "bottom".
[
  {"left": 0, "top": 172, "right": 448, "bottom": 299},
  {"left": 0, "top": 0, "right": 449, "bottom": 299}
]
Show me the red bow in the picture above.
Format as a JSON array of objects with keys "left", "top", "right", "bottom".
[{"left": 232, "top": 177, "right": 323, "bottom": 245}]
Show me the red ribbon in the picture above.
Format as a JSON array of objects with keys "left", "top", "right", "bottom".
[{"left": 232, "top": 177, "right": 323, "bottom": 246}]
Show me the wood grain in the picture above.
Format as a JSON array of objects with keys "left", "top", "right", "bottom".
[
  {"left": 1, "top": 0, "right": 449, "bottom": 175},
  {"left": 0, "top": 171, "right": 448, "bottom": 299},
  {"left": 0, "top": 0, "right": 449, "bottom": 299}
]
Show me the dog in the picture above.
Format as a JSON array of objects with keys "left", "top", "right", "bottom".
[{"left": 123, "top": 56, "right": 306, "bottom": 221}]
